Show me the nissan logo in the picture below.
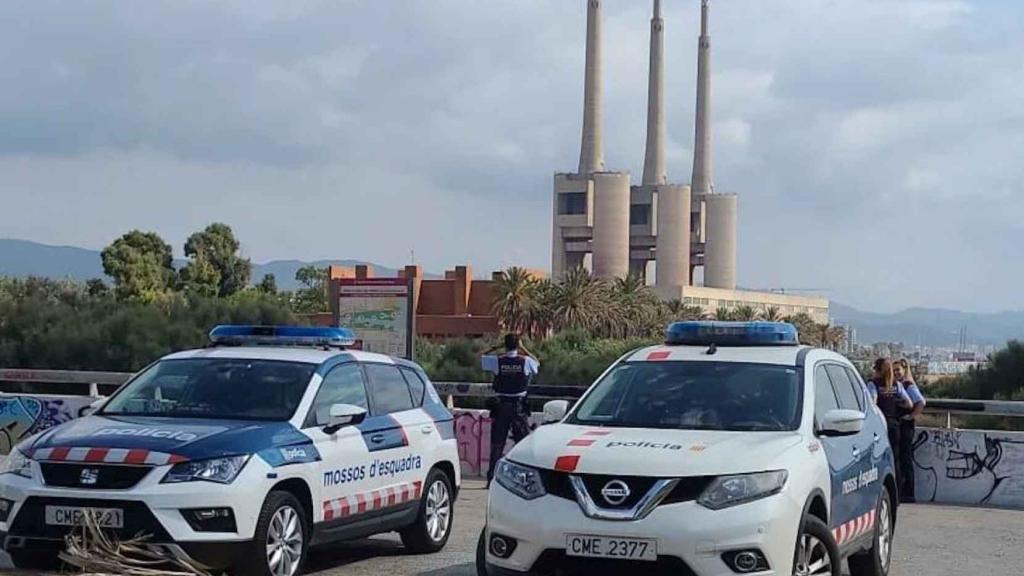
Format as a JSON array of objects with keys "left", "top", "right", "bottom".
[
  {"left": 79, "top": 468, "right": 99, "bottom": 486},
  {"left": 600, "top": 480, "right": 631, "bottom": 506}
]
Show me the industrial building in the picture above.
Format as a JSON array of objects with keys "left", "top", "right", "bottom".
[{"left": 551, "top": 0, "right": 829, "bottom": 323}]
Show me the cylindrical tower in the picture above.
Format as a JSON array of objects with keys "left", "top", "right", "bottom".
[
  {"left": 642, "top": 0, "right": 666, "bottom": 186},
  {"left": 704, "top": 193, "right": 737, "bottom": 289},
  {"left": 655, "top": 184, "right": 692, "bottom": 289},
  {"left": 691, "top": 0, "right": 713, "bottom": 196},
  {"left": 578, "top": 0, "right": 605, "bottom": 175},
  {"left": 591, "top": 172, "right": 630, "bottom": 279}
]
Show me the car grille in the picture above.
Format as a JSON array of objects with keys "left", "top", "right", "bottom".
[
  {"left": 41, "top": 463, "right": 152, "bottom": 490},
  {"left": 531, "top": 550, "right": 698, "bottom": 576},
  {"left": 540, "top": 471, "right": 714, "bottom": 508},
  {"left": 9, "top": 497, "right": 172, "bottom": 541}
]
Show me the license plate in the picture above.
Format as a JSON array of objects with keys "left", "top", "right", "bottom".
[
  {"left": 565, "top": 534, "right": 658, "bottom": 562},
  {"left": 44, "top": 506, "right": 124, "bottom": 528}
]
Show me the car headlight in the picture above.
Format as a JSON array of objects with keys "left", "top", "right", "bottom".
[
  {"left": 494, "top": 460, "right": 547, "bottom": 501},
  {"left": 161, "top": 455, "right": 250, "bottom": 484},
  {"left": 698, "top": 470, "right": 788, "bottom": 510},
  {"left": 0, "top": 449, "right": 33, "bottom": 479}
]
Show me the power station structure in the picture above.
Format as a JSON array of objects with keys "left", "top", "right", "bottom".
[{"left": 551, "top": 0, "right": 829, "bottom": 322}]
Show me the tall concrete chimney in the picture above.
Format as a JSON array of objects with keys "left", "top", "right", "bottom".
[
  {"left": 642, "top": 0, "right": 666, "bottom": 186},
  {"left": 690, "top": 0, "right": 713, "bottom": 196},
  {"left": 578, "top": 0, "right": 605, "bottom": 175}
]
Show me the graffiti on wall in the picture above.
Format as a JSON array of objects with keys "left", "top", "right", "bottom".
[
  {"left": 913, "top": 428, "right": 1024, "bottom": 508},
  {"left": 0, "top": 395, "right": 95, "bottom": 455},
  {"left": 453, "top": 409, "right": 543, "bottom": 478}
]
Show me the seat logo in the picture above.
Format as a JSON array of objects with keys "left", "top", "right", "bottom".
[
  {"left": 79, "top": 468, "right": 99, "bottom": 485},
  {"left": 600, "top": 480, "right": 631, "bottom": 506}
]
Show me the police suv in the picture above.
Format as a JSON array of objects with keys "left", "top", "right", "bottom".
[
  {"left": 0, "top": 326, "right": 460, "bottom": 576},
  {"left": 479, "top": 322, "right": 896, "bottom": 576}
]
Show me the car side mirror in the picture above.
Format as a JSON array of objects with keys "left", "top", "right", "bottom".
[
  {"left": 543, "top": 400, "right": 569, "bottom": 424},
  {"left": 819, "top": 409, "right": 865, "bottom": 437},
  {"left": 324, "top": 403, "right": 367, "bottom": 434}
]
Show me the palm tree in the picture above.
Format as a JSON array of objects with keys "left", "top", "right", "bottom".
[
  {"left": 663, "top": 299, "right": 703, "bottom": 322},
  {"left": 762, "top": 305, "right": 784, "bottom": 322},
  {"left": 612, "top": 274, "right": 660, "bottom": 338},
  {"left": 733, "top": 305, "right": 760, "bottom": 321},
  {"left": 548, "top": 266, "right": 608, "bottom": 334},
  {"left": 713, "top": 307, "right": 734, "bottom": 321},
  {"left": 814, "top": 322, "right": 847, "bottom": 350},
  {"left": 491, "top": 267, "right": 539, "bottom": 334},
  {"left": 785, "top": 313, "right": 818, "bottom": 345}
]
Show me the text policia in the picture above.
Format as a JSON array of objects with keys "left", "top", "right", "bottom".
[{"left": 323, "top": 454, "right": 423, "bottom": 487}]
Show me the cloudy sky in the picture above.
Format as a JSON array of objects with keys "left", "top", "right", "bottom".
[{"left": 1, "top": 0, "right": 1022, "bottom": 313}]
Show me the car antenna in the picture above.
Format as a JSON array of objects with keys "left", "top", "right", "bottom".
[{"left": 706, "top": 343, "right": 717, "bottom": 355}]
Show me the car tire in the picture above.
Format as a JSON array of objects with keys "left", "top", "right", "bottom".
[
  {"left": 792, "top": 514, "right": 841, "bottom": 576},
  {"left": 476, "top": 529, "right": 489, "bottom": 576},
  {"left": 400, "top": 468, "right": 454, "bottom": 553},
  {"left": 9, "top": 549, "right": 63, "bottom": 571},
  {"left": 229, "top": 490, "right": 309, "bottom": 576},
  {"left": 848, "top": 485, "right": 895, "bottom": 576}
]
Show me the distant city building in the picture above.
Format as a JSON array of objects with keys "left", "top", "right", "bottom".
[{"left": 550, "top": 0, "right": 828, "bottom": 323}]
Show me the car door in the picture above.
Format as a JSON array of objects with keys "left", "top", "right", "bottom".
[
  {"left": 362, "top": 363, "right": 424, "bottom": 519},
  {"left": 395, "top": 366, "right": 440, "bottom": 463},
  {"left": 824, "top": 363, "right": 879, "bottom": 549},
  {"left": 302, "top": 362, "right": 380, "bottom": 534},
  {"left": 813, "top": 364, "right": 862, "bottom": 547}
]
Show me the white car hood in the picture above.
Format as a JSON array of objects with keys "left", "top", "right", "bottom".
[{"left": 509, "top": 424, "right": 804, "bottom": 477}]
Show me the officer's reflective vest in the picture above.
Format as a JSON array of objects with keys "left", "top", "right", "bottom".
[{"left": 493, "top": 355, "right": 529, "bottom": 395}]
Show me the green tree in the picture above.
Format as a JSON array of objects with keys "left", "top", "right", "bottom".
[
  {"left": 183, "top": 223, "right": 251, "bottom": 297},
  {"left": 762, "top": 305, "right": 784, "bottom": 322},
  {"left": 492, "top": 267, "right": 541, "bottom": 335},
  {"left": 733, "top": 305, "right": 760, "bottom": 321},
  {"left": 257, "top": 273, "right": 278, "bottom": 295},
  {"left": 785, "top": 313, "right": 818, "bottom": 345},
  {"left": 548, "top": 267, "right": 609, "bottom": 334},
  {"left": 292, "top": 265, "right": 329, "bottom": 313},
  {"left": 178, "top": 253, "right": 221, "bottom": 297},
  {"left": 662, "top": 299, "right": 704, "bottom": 322},
  {"left": 713, "top": 307, "right": 734, "bottom": 321},
  {"left": 101, "top": 230, "right": 176, "bottom": 301}
]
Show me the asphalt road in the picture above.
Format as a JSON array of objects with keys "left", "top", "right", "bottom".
[{"left": 3, "top": 481, "right": 1024, "bottom": 575}]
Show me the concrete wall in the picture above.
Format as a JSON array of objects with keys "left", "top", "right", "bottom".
[
  {"left": 912, "top": 428, "right": 1024, "bottom": 509},
  {"left": 655, "top": 184, "right": 692, "bottom": 290},
  {"left": 0, "top": 394, "right": 97, "bottom": 454},
  {"left": 703, "top": 193, "right": 737, "bottom": 289}
]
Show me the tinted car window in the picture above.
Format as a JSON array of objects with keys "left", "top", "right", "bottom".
[
  {"left": 365, "top": 364, "right": 414, "bottom": 414},
  {"left": 400, "top": 367, "right": 426, "bottom": 407},
  {"left": 826, "top": 364, "right": 863, "bottom": 412},
  {"left": 103, "top": 359, "right": 314, "bottom": 421},
  {"left": 814, "top": 365, "right": 840, "bottom": 423},
  {"left": 569, "top": 361, "right": 801, "bottom": 431},
  {"left": 306, "top": 363, "right": 368, "bottom": 427}
]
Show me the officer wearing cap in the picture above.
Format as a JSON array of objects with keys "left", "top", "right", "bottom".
[{"left": 480, "top": 333, "right": 540, "bottom": 484}]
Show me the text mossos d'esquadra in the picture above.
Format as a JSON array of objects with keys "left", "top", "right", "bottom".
[{"left": 323, "top": 454, "right": 423, "bottom": 486}]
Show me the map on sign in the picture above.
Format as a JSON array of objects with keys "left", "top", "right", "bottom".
[{"left": 336, "top": 279, "right": 413, "bottom": 358}]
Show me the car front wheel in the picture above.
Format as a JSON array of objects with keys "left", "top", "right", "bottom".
[
  {"left": 793, "top": 515, "right": 841, "bottom": 576},
  {"left": 230, "top": 490, "right": 308, "bottom": 576}
]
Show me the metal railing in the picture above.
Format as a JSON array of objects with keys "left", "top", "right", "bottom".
[{"left": 2, "top": 370, "right": 1022, "bottom": 427}]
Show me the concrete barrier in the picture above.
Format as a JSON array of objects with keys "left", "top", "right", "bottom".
[{"left": 911, "top": 427, "right": 1024, "bottom": 508}]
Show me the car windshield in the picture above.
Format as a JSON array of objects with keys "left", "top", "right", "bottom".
[
  {"left": 568, "top": 361, "right": 801, "bottom": 432},
  {"left": 102, "top": 358, "right": 315, "bottom": 421}
]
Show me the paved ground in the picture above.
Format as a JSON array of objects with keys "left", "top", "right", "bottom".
[{"left": 4, "top": 481, "right": 1024, "bottom": 575}]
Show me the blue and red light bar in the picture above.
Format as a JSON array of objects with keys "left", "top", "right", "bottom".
[
  {"left": 665, "top": 321, "right": 799, "bottom": 347},
  {"left": 209, "top": 325, "right": 357, "bottom": 348}
]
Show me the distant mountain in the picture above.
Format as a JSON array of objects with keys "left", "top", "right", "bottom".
[
  {"left": 0, "top": 239, "right": 106, "bottom": 280},
  {"left": 830, "top": 302, "right": 1024, "bottom": 347},
  {"left": 0, "top": 238, "right": 417, "bottom": 291}
]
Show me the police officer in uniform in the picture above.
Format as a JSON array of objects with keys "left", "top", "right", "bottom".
[{"left": 480, "top": 334, "right": 540, "bottom": 484}]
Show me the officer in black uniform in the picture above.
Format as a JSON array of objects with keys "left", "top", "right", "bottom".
[{"left": 480, "top": 333, "right": 540, "bottom": 484}]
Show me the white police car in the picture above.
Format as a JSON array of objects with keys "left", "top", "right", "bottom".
[
  {"left": 479, "top": 322, "right": 897, "bottom": 576},
  {"left": 0, "top": 326, "right": 460, "bottom": 575}
]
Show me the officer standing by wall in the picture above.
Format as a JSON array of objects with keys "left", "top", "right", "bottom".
[{"left": 480, "top": 333, "right": 540, "bottom": 484}]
